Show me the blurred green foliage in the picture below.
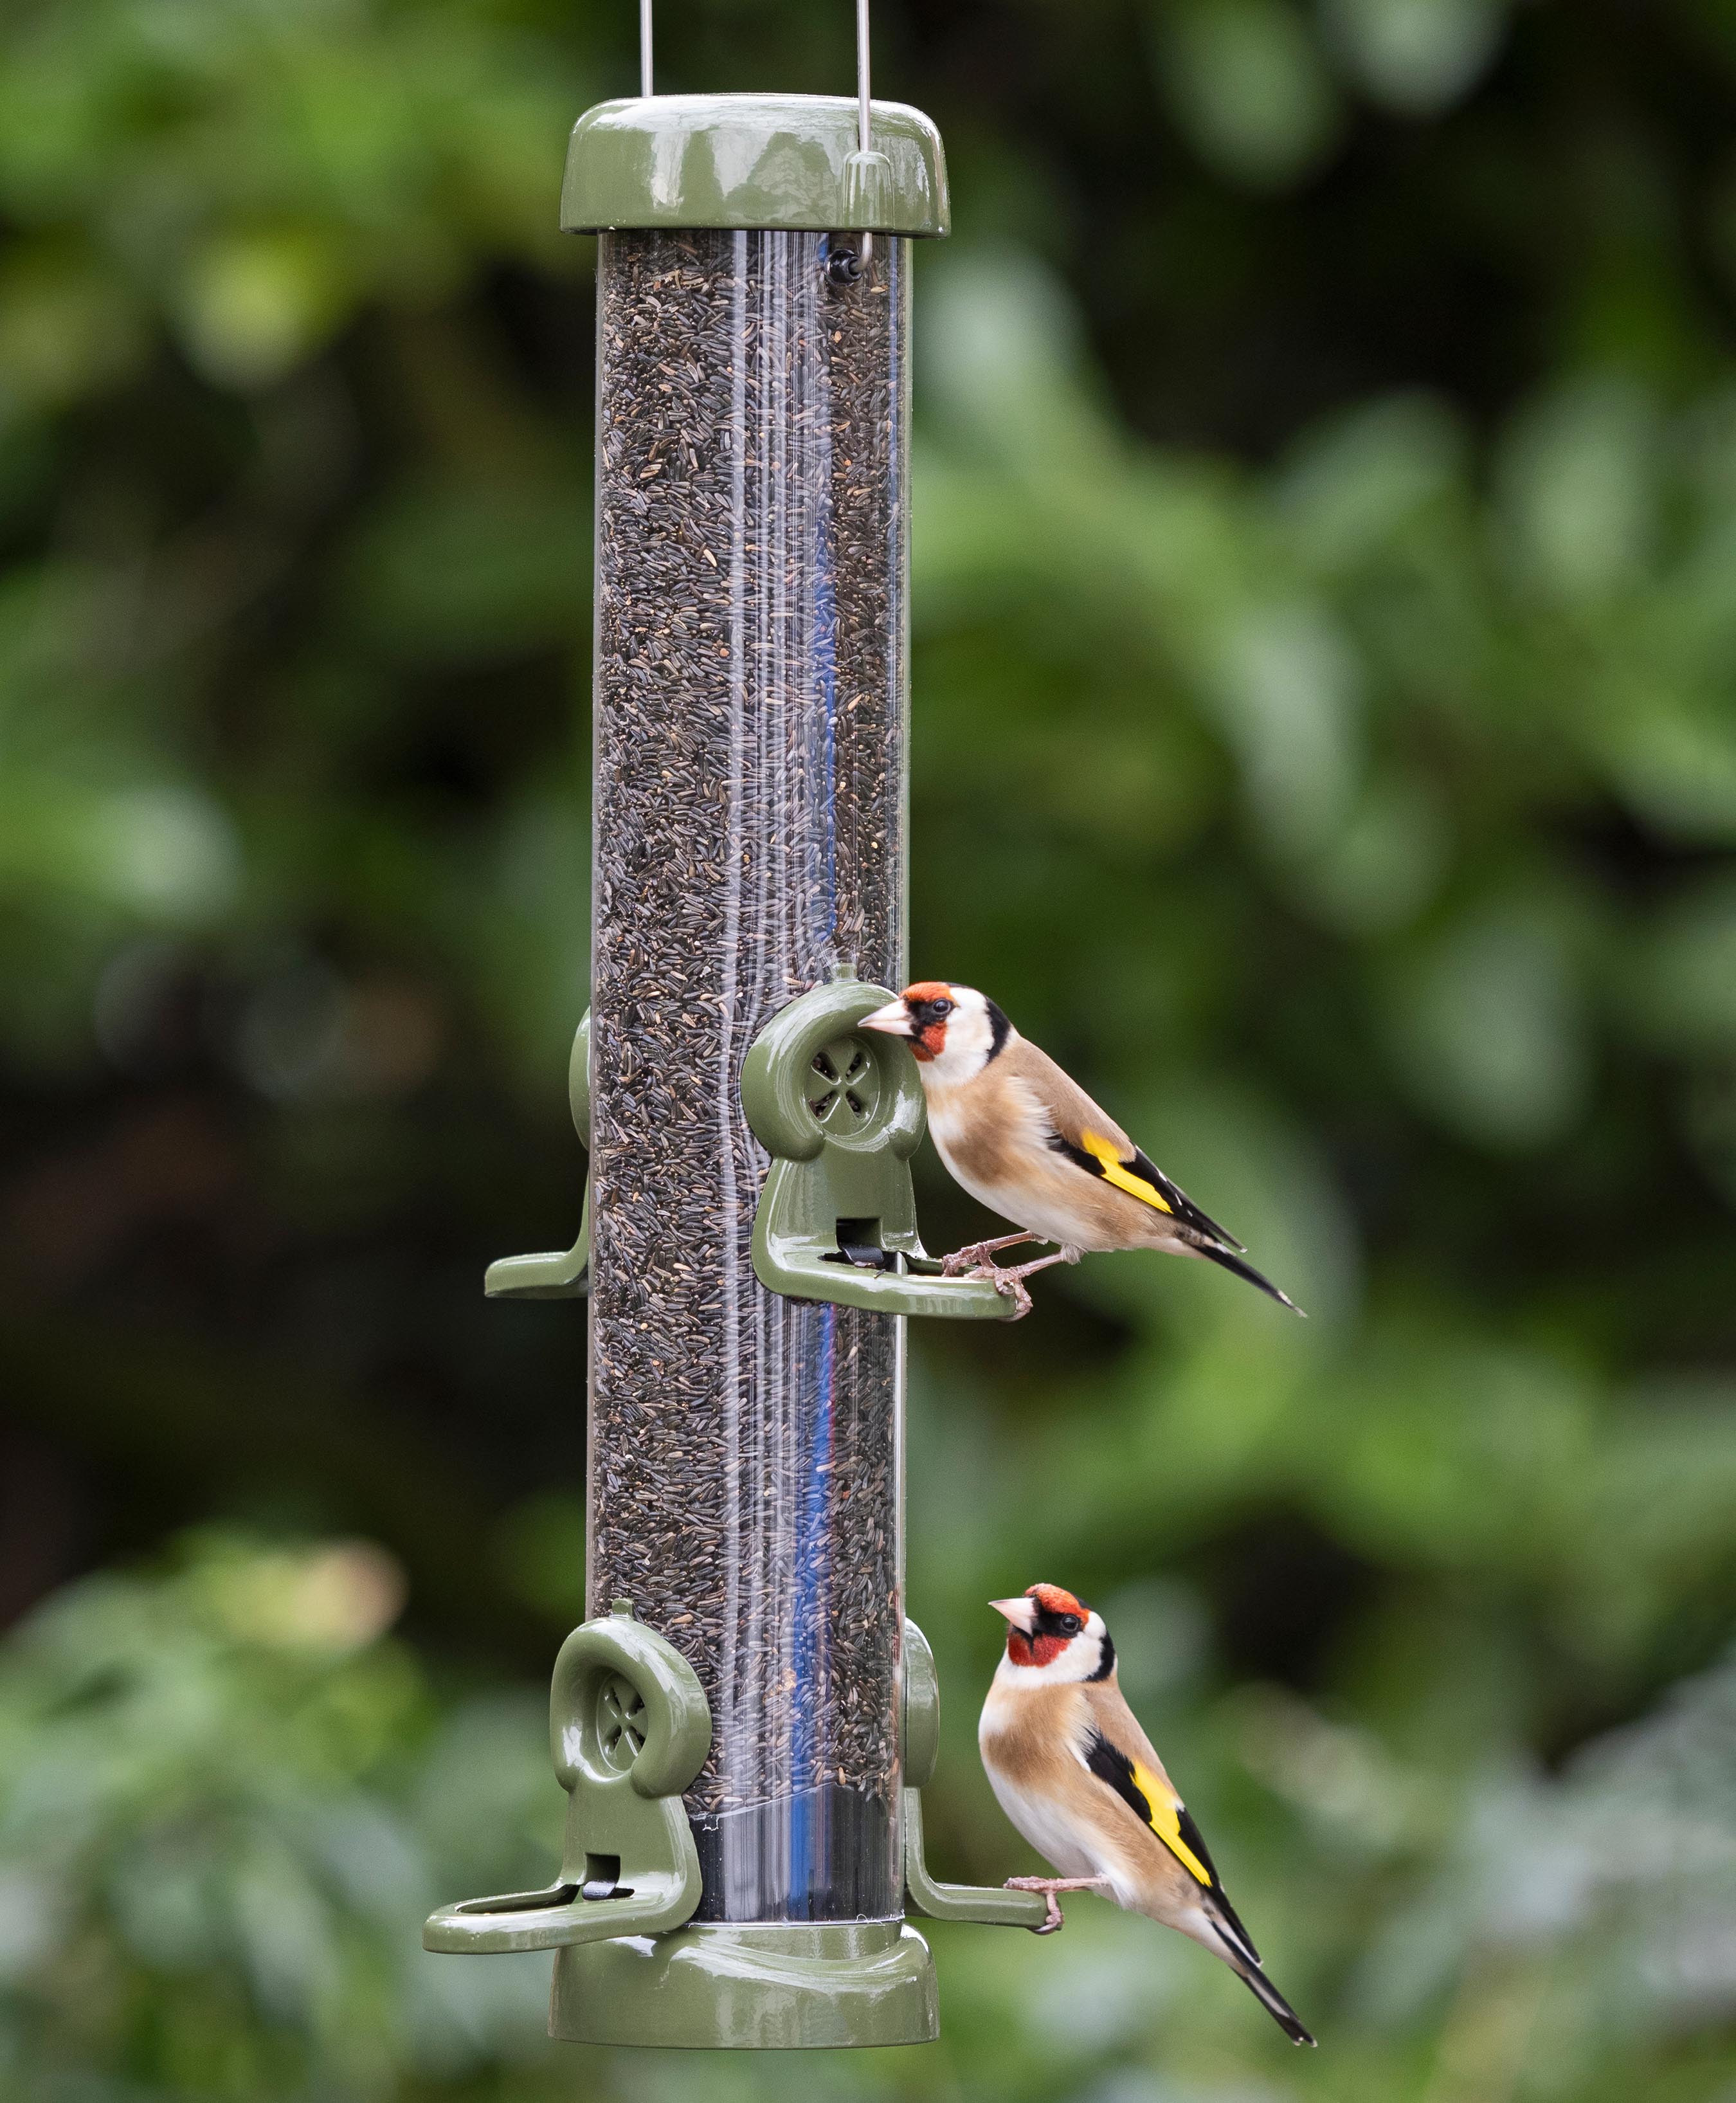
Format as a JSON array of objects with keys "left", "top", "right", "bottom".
[
  {"left": 1, "top": 0, "right": 1733, "bottom": 2098},
  {"left": 0, "top": 1536, "right": 563, "bottom": 2097}
]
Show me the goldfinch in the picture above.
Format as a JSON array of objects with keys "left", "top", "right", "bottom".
[
  {"left": 980, "top": 1584, "right": 1316, "bottom": 2047},
  {"left": 859, "top": 982, "right": 1301, "bottom": 1318}
]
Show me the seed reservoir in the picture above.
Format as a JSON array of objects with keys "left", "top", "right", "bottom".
[{"left": 588, "top": 220, "right": 910, "bottom": 1918}]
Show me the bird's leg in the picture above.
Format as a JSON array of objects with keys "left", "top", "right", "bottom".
[
  {"left": 980, "top": 1244, "right": 1083, "bottom": 1320},
  {"left": 940, "top": 1230, "right": 1042, "bottom": 1277},
  {"left": 1003, "top": 1875, "right": 1111, "bottom": 1935}
]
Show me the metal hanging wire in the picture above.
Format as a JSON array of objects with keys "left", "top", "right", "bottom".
[
  {"left": 636, "top": 0, "right": 876, "bottom": 264},
  {"left": 855, "top": 0, "right": 874, "bottom": 268}
]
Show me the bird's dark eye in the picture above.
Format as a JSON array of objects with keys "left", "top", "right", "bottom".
[
  {"left": 931, "top": 998, "right": 954, "bottom": 1017},
  {"left": 1058, "top": 1614, "right": 1081, "bottom": 1635}
]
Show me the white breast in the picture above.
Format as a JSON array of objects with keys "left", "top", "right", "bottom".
[
  {"left": 979, "top": 1686, "right": 1117, "bottom": 1883},
  {"left": 926, "top": 1075, "right": 1070, "bottom": 1232},
  {"left": 981, "top": 1761, "right": 1103, "bottom": 1881}
]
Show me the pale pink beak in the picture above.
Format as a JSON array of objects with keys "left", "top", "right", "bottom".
[
  {"left": 990, "top": 1596, "right": 1036, "bottom": 1633},
  {"left": 860, "top": 999, "right": 913, "bottom": 1037}
]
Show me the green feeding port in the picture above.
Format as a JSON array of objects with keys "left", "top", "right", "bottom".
[
  {"left": 423, "top": 1605, "right": 709, "bottom": 1957},
  {"left": 426, "top": 1610, "right": 1043, "bottom": 2046},
  {"left": 422, "top": 73, "right": 1041, "bottom": 2049},
  {"left": 742, "top": 975, "right": 1015, "bottom": 1321}
]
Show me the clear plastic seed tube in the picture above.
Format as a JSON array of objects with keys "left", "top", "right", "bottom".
[{"left": 587, "top": 229, "right": 909, "bottom": 1923}]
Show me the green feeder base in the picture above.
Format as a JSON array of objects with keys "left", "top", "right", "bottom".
[{"left": 550, "top": 1920, "right": 938, "bottom": 2050}]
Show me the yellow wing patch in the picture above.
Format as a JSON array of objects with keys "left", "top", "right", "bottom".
[
  {"left": 1081, "top": 1131, "right": 1173, "bottom": 1215},
  {"left": 1132, "top": 1759, "right": 1211, "bottom": 1886}
]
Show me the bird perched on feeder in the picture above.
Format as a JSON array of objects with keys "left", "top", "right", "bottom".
[
  {"left": 858, "top": 983, "right": 1301, "bottom": 1318},
  {"left": 980, "top": 1584, "right": 1316, "bottom": 2047}
]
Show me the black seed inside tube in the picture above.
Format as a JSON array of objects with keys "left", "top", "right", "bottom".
[{"left": 587, "top": 230, "right": 908, "bottom": 1922}]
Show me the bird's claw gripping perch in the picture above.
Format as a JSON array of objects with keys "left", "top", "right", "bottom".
[
  {"left": 964, "top": 1243, "right": 1083, "bottom": 1320},
  {"left": 1003, "top": 1875, "right": 1109, "bottom": 1935},
  {"left": 941, "top": 1232, "right": 1039, "bottom": 1277},
  {"left": 985, "top": 1267, "right": 1034, "bottom": 1320}
]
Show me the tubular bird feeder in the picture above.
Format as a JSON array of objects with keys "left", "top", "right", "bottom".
[{"left": 425, "top": 4, "right": 1044, "bottom": 2048}]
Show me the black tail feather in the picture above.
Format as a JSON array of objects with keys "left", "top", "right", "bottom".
[
  {"left": 1198, "top": 1241, "right": 1306, "bottom": 1316},
  {"left": 1234, "top": 1958, "right": 1316, "bottom": 2046}
]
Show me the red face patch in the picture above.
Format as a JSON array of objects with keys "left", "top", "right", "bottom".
[
  {"left": 901, "top": 982, "right": 953, "bottom": 1064},
  {"left": 1007, "top": 1631, "right": 1069, "bottom": 1668}
]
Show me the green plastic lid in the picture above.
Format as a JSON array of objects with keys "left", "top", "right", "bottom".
[{"left": 561, "top": 94, "right": 949, "bottom": 237}]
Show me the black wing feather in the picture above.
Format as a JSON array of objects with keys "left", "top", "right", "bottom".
[
  {"left": 1180, "top": 1802, "right": 1260, "bottom": 1964},
  {"left": 1045, "top": 1132, "right": 1247, "bottom": 1253},
  {"left": 1049, "top": 1136, "right": 1303, "bottom": 1312},
  {"left": 1083, "top": 1729, "right": 1153, "bottom": 1824},
  {"left": 1084, "top": 1733, "right": 1265, "bottom": 1969},
  {"left": 1126, "top": 1146, "right": 1245, "bottom": 1252},
  {"left": 1085, "top": 1729, "right": 1312, "bottom": 2045}
]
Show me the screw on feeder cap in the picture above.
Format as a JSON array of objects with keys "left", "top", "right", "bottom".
[
  {"left": 611, "top": 1598, "right": 635, "bottom": 1617},
  {"left": 560, "top": 95, "right": 948, "bottom": 237}
]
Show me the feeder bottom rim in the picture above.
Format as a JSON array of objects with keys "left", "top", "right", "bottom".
[{"left": 549, "top": 1916, "right": 939, "bottom": 2048}]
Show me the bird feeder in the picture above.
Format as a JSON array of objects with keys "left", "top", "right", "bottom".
[{"left": 425, "top": 5, "right": 1045, "bottom": 2048}]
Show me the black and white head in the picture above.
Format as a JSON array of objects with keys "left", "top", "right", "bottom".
[
  {"left": 860, "top": 981, "right": 1012, "bottom": 1084},
  {"left": 990, "top": 1584, "right": 1116, "bottom": 1686}
]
